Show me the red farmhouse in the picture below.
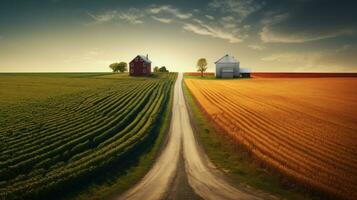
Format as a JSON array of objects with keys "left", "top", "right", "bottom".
[{"left": 129, "top": 55, "right": 151, "bottom": 76}]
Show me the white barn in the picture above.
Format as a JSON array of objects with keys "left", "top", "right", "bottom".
[{"left": 215, "top": 54, "right": 240, "bottom": 78}]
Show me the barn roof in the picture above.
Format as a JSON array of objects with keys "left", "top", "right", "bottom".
[
  {"left": 215, "top": 54, "right": 238, "bottom": 64},
  {"left": 138, "top": 55, "right": 151, "bottom": 63}
]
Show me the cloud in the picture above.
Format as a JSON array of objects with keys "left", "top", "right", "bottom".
[
  {"left": 261, "top": 52, "right": 326, "bottom": 71},
  {"left": 204, "top": 1, "right": 263, "bottom": 41},
  {"left": 88, "top": 5, "right": 191, "bottom": 25},
  {"left": 152, "top": 16, "right": 172, "bottom": 24},
  {"left": 216, "top": 15, "right": 237, "bottom": 29},
  {"left": 147, "top": 4, "right": 245, "bottom": 43},
  {"left": 260, "top": 24, "right": 354, "bottom": 43},
  {"left": 261, "top": 13, "right": 289, "bottom": 26},
  {"left": 87, "top": 11, "right": 117, "bottom": 24},
  {"left": 209, "top": 0, "right": 264, "bottom": 20},
  {"left": 205, "top": 15, "right": 214, "bottom": 20},
  {"left": 259, "top": 1, "right": 357, "bottom": 43},
  {"left": 261, "top": 53, "right": 317, "bottom": 63},
  {"left": 87, "top": 4, "right": 248, "bottom": 43},
  {"left": 261, "top": 45, "right": 357, "bottom": 72},
  {"left": 118, "top": 9, "right": 144, "bottom": 24},
  {"left": 335, "top": 44, "right": 352, "bottom": 53},
  {"left": 320, "top": 46, "right": 357, "bottom": 71},
  {"left": 248, "top": 44, "right": 265, "bottom": 50},
  {"left": 88, "top": 8, "right": 144, "bottom": 25},
  {"left": 148, "top": 5, "right": 192, "bottom": 19},
  {"left": 222, "top": 16, "right": 234, "bottom": 22},
  {"left": 222, "top": 23, "right": 236, "bottom": 29},
  {"left": 183, "top": 23, "right": 211, "bottom": 36},
  {"left": 243, "top": 25, "right": 250, "bottom": 30},
  {"left": 183, "top": 23, "right": 242, "bottom": 43}
]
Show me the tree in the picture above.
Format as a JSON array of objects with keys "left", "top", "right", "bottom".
[
  {"left": 154, "top": 66, "right": 159, "bottom": 72},
  {"left": 109, "top": 63, "right": 120, "bottom": 72},
  {"left": 117, "top": 62, "right": 128, "bottom": 73},
  {"left": 109, "top": 62, "right": 127, "bottom": 73},
  {"left": 159, "top": 66, "right": 169, "bottom": 72},
  {"left": 197, "top": 58, "right": 208, "bottom": 77}
]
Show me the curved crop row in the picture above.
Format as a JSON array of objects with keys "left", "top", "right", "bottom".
[
  {"left": 0, "top": 73, "right": 177, "bottom": 200},
  {"left": 185, "top": 78, "right": 357, "bottom": 200}
]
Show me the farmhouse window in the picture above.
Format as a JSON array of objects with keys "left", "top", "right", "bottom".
[
  {"left": 130, "top": 63, "right": 134, "bottom": 67},
  {"left": 143, "top": 69, "right": 146, "bottom": 73},
  {"left": 143, "top": 63, "right": 146, "bottom": 67}
]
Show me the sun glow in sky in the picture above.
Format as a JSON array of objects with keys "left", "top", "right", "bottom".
[{"left": 0, "top": 0, "right": 356, "bottom": 72}]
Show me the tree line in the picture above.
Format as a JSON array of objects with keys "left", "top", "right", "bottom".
[
  {"left": 108, "top": 57, "right": 209, "bottom": 76},
  {"left": 109, "top": 62, "right": 169, "bottom": 73},
  {"left": 154, "top": 66, "right": 169, "bottom": 72},
  {"left": 109, "top": 62, "right": 128, "bottom": 73}
]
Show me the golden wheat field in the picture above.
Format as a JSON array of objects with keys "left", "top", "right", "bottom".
[{"left": 185, "top": 77, "right": 357, "bottom": 199}]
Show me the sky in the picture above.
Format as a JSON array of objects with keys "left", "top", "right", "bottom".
[{"left": 0, "top": 0, "right": 356, "bottom": 72}]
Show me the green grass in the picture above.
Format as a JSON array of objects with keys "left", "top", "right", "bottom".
[
  {"left": 0, "top": 72, "right": 177, "bottom": 200},
  {"left": 182, "top": 81, "right": 318, "bottom": 200},
  {"left": 183, "top": 75, "right": 216, "bottom": 80}
]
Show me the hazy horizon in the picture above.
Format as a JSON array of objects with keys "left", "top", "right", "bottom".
[{"left": 1, "top": 0, "right": 357, "bottom": 73}]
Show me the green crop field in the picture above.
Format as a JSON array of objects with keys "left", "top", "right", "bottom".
[{"left": 0, "top": 72, "right": 177, "bottom": 200}]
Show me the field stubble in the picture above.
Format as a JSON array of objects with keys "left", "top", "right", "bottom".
[{"left": 185, "top": 77, "right": 357, "bottom": 200}]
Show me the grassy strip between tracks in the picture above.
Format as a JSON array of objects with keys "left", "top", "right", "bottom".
[
  {"left": 68, "top": 75, "right": 175, "bottom": 200},
  {"left": 182, "top": 80, "right": 319, "bottom": 200}
]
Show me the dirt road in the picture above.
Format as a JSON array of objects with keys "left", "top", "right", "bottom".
[{"left": 118, "top": 73, "right": 271, "bottom": 200}]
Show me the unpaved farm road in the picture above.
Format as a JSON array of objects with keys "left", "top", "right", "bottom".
[{"left": 118, "top": 73, "right": 275, "bottom": 200}]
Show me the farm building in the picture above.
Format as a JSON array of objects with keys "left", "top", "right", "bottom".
[
  {"left": 240, "top": 68, "right": 251, "bottom": 78},
  {"left": 215, "top": 54, "right": 251, "bottom": 78},
  {"left": 215, "top": 54, "right": 240, "bottom": 78},
  {"left": 129, "top": 54, "right": 151, "bottom": 76}
]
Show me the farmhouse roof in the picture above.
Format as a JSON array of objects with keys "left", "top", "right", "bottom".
[
  {"left": 215, "top": 54, "right": 239, "bottom": 64},
  {"left": 138, "top": 55, "right": 151, "bottom": 63}
]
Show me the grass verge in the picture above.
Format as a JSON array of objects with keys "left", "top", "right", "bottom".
[
  {"left": 183, "top": 75, "right": 216, "bottom": 80},
  {"left": 182, "top": 80, "right": 319, "bottom": 200}
]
